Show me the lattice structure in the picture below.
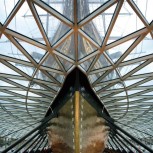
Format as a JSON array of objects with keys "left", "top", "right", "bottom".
[{"left": 0, "top": 0, "right": 153, "bottom": 151}]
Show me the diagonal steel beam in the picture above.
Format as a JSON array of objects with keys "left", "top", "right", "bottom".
[
  {"left": 33, "top": 0, "right": 73, "bottom": 27},
  {"left": 4, "top": 28, "right": 47, "bottom": 49},
  {"left": 27, "top": 0, "right": 51, "bottom": 47},
  {"left": 78, "top": 0, "right": 118, "bottom": 27},
  {"left": 0, "top": 0, "right": 25, "bottom": 37},
  {"left": 127, "top": 0, "right": 153, "bottom": 38},
  {"left": 101, "top": 0, "right": 124, "bottom": 48}
]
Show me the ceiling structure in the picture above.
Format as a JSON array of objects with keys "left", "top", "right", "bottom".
[{"left": 0, "top": 0, "right": 153, "bottom": 143}]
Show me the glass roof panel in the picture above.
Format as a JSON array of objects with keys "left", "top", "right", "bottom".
[
  {"left": 9, "top": 61, "right": 35, "bottom": 76},
  {"left": 0, "top": 0, "right": 153, "bottom": 147},
  {"left": 0, "top": 35, "right": 29, "bottom": 61},
  {"left": 106, "top": 38, "right": 136, "bottom": 62},
  {"left": 0, "top": 0, "right": 19, "bottom": 24},
  {"left": 56, "top": 34, "right": 75, "bottom": 60},
  {"left": 42, "top": 0, "right": 74, "bottom": 21},
  {"left": 134, "top": 0, "right": 153, "bottom": 23},
  {"left": 30, "top": 84, "right": 46, "bottom": 90},
  {"left": 107, "top": 1, "right": 144, "bottom": 44},
  {"left": 80, "top": 56, "right": 95, "bottom": 71},
  {"left": 35, "top": 4, "right": 71, "bottom": 45},
  {"left": 113, "top": 91, "right": 126, "bottom": 97},
  {"left": 119, "top": 62, "right": 142, "bottom": 76},
  {"left": 100, "top": 70, "right": 119, "bottom": 82},
  {"left": 8, "top": 1, "right": 45, "bottom": 44},
  {"left": 78, "top": 34, "right": 97, "bottom": 59},
  {"left": 140, "top": 80, "right": 153, "bottom": 86},
  {"left": 94, "top": 85, "right": 106, "bottom": 92},
  {"left": 128, "top": 90, "right": 143, "bottom": 95},
  {"left": 124, "top": 79, "right": 144, "bottom": 87},
  {"left": 49, "top": 72, "right": 64, "bottom": 83},
  {"left": 42, "top": 54, "right": 60, "bottom": 70},
  {"left": 89, "top": 72, "right": 104, "bottom": 84},
  {"left": 133, "top": 62, "right": 153, "bottom": 75},
  {"left": 34, "top": 70, "right": 53, "bottom": 82},
  {"left": 0, "top": 63, "right": 21, "bottom": 76},
  {"left": 81, "top": 23, "right": 101, "bottom": 46},
  {"left": 16, "top": 39, "right": 47, "bottom": 63},
  {"left": 124, "top": 34, "right": 153, "bottom": 61},
  {"left": 106, "top": 83, "right": 124, "bottom": 90},
  {"left": 58, "top": 56, "right": 73, "bottom": 71},
  {"left": 143, "top": 91, "right": 153, "bottom": 96},
  {"left": 0, "top": 80, "right": 15, "bottom": 87},
  {"left": 82, "top": 3, "right": 116, "bottom": 46},
  {"left": 9, "top": 90, "right": 27, "bottom": 96},
  {"left": 9, "top": 79, "right": 29, "bottom": 87},
  {"left": 78, "top": 0, "right": 110, "bottom": 21},
  {"left": 0, "top": 92, "right": 13, "bottom": 96},
  {"left": 92, "top": 54, "right": 110, "bottom": 70}
]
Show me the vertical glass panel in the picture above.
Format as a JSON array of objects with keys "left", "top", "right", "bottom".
[
  {"left": 56, "top": 34, "right": 75, "bottom": 60},
  {"left": 107, "top": 1, "right": 144, "bottom": 44},
  {"left": 0, "top": 0, "right": 19, "bottom": 23},
  {"left": 42, "top": 0, "right": 74, "bottom": 21},
  {"left": 0, "top": 35, "right": 29, "bottom": 61},
  {"left": 8, "top": 1, "right": 45, "bottom": 44},
  {"left": 78, "top": 0, "right": 110, "bottom": 21}
]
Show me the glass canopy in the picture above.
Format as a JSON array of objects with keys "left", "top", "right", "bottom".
[{"left": 0, "top": 0, "right": 153, "bottom": 147}]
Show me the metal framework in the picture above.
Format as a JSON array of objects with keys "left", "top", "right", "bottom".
[{"left": 0, "top": 0, "right": 153, "bottom": 151}]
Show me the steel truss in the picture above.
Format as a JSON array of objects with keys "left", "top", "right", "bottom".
[
  {"left": 0, "top": 0, "right": 153, "bottom": 150},
  {"left": 1, "top": 68, "right": 153, "bottom": 152}
]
